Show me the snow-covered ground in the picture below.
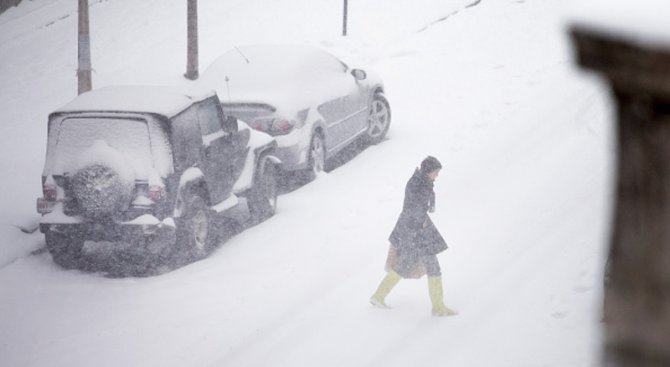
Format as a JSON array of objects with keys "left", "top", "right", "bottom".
[{"left": 0, "top": 0, "right": 613, "bottom": 366}]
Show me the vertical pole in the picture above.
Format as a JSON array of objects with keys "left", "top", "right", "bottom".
[
  {"left": 342, "top": 0, "right": 348, "bottom": 36},
  {"left": 77, "top": 0, "right": 92, "bottom": 94},
  {"left": 185, "top": 0, "right": 199, "bottom": 80}
]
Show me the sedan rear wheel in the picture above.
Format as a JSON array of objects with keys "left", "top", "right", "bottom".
[{"left": 249, "top": 160, "right": 278, "bottom": 223}]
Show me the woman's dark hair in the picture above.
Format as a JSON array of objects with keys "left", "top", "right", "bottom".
[{"left": 420, "top": 156, "right": 442, "bottom": 174}]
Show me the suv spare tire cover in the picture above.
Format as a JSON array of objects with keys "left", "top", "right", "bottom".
[{"left": 71, "top": 141, "right": 135, "bottom": 218}]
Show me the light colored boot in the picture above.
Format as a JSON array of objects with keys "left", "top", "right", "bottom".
[
  {"left": 428, "top": 276, "right": 457, "bottom": 316},
  {"left": 370, "top": 271, "right": 401, "bottom": 309}
]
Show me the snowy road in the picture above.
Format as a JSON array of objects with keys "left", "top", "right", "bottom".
[{"left": 1, "top": 0, "right": 611, "bottom": 366}]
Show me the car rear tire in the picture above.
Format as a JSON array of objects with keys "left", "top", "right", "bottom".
[
  {"left": 176, "top": 195, "right": 213, "bottom": 262},
  {"left": 365, "top": 93, "right": 391, "bottom": 145},
  {"left": 46, "top": 231, "right": 84, "bottom": 270},
  {"left": 248, "top": 159, "right": 278, "bottom": 223}
]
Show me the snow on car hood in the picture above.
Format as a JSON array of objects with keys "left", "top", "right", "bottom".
[{"left": 198, "top": 45, "right": 370, "bottom": 116}]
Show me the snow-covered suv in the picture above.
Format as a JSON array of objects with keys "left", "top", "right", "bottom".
[{"left": 36, "top": 86, "right": 279, "bottom": 271}]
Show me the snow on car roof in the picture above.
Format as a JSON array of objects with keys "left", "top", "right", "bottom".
[
  {"left": 54, "top": 85, "right": 217, "bottom": 117},
  {"left": 197, "top": 45, "right": 351, "bottom": 115},
  {"left": 202, "top": 44, "right": 346, "bottom": 78}
]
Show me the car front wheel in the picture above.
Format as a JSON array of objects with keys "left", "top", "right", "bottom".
[{"left": 365, "top": 93, "right": 391, "bottom": 144}]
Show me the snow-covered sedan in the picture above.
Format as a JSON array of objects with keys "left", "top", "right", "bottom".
[
  {"left": 36, "top": 86, "right": 279, "bottom": 272},
  {"left": 197, "top": 45, "right": 391, "bottom": 176}
]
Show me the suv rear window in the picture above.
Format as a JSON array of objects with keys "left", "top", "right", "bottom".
[{"left": 47, "top": 116, "right": 172, "bottom": 180}]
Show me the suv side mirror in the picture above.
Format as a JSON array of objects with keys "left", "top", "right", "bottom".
[
  {"left": 351, "top": 69, "right": 367, "bottom": 81},
  {"left": 222, "top": 115, "right": 239, "bottom": 133}
]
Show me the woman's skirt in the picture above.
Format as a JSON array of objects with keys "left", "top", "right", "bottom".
[{"left": 385, "top": 243, "right": 441, "bottom": 279}]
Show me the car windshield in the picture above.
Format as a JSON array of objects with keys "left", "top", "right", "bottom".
[{"left": 47, "top": 116, "right": 172, "bottom": 180}]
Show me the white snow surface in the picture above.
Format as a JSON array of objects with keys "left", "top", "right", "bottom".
[{"left": 0, "top": 0, "right": 618, "bottom": 366}]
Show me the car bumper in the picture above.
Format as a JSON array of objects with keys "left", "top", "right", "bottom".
[
  {"left": 41, "top": 221, "right": 174, "bottom": 241},
  {"left": 272, "top": 144, "right": 305, "bottom": 171},
  {"left": 273, "top": 130, "right": 311, "bottom": 171},
  {"left": 40, "top": 205, "right": 176, "bottom": 246}
]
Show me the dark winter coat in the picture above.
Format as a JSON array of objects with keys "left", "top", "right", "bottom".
[{"left": 389, "top": 169, "right": 448, "bottom": 257}]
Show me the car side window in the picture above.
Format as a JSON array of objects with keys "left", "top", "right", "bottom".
[
  {"left": 221, "top": 115, "right": 238, "bottom": 134},
  {"left": 197, "top": 98, "right": 225, "bottom": 136},
  {"left": 170, "top": 107, "right": 202, "bottom": 170}
]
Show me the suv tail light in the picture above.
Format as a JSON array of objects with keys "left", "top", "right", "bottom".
[
  {"left": 43, "top": 182, "right": 57, "bottom": 201},
  {"left": 131, "top": 181, "right": 165, "bottom": 208},
  {"left": 37, "top": 176, "right": 58, "bottom": 214},
  {"left": 148, "top": 185, "right": 165, "bottom": 202},
  {"left": 252, "top": 118, "right": 296, "bottom": 136}
]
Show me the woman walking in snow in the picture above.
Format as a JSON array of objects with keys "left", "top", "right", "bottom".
[{"left": 370, "top": 156, "right": 457, "bottom": 316}]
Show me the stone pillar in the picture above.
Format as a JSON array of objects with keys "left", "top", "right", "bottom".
[{"left": 572, "top": 28, "right": 670, "bottom": 367}]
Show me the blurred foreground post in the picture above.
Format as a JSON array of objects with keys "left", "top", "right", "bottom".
[
  {"left": 572, "top": 22, "right": 670, "bottom": 367},
  {"left": 77, "top": 0, "right": 92, "bottom": 94},
  {"left": 185, "top": 0, "right": 199, "bottom": 80},
  {"left": 0, "top": 0, "right": 23, "bottom": 15}
]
